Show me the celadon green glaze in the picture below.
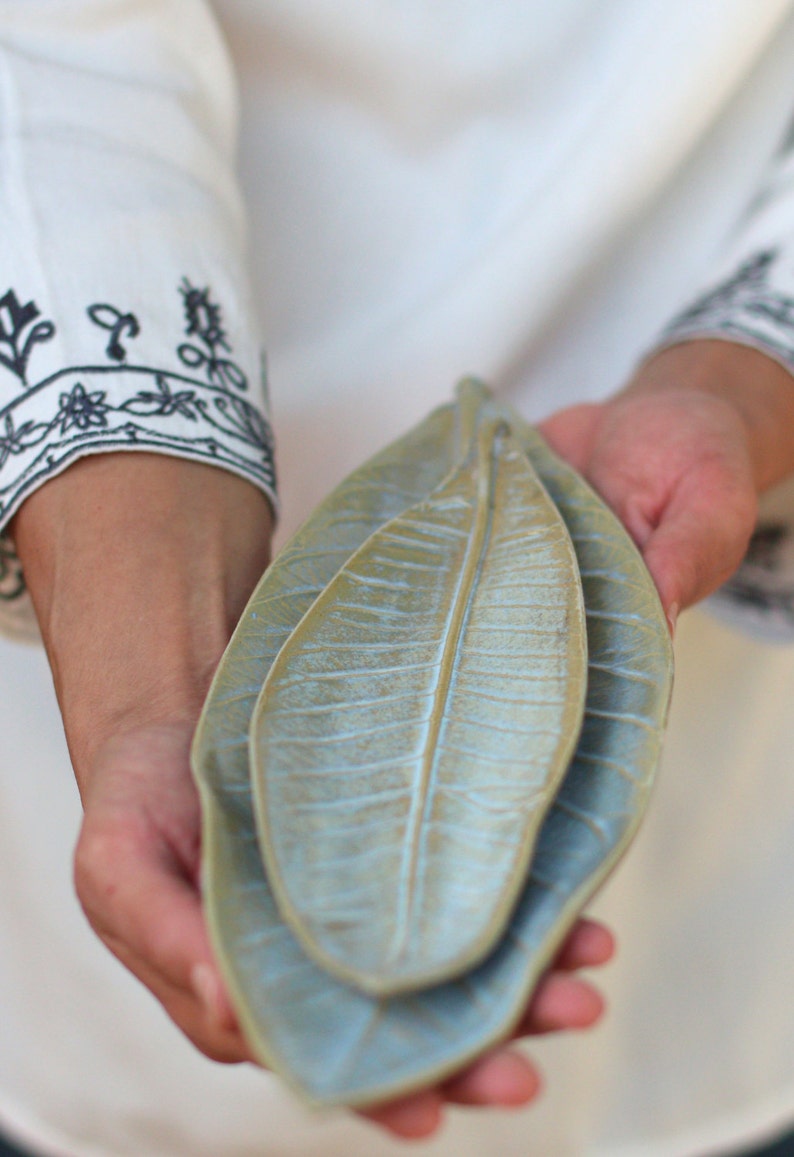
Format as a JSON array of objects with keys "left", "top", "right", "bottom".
[
  {"left": 192, "top": 397, "right": 465, "bottom": 816},
  {"left": 191, "top": 380, "right": 673, "bottom": 1108},
  {"left": 250, "top": 419, "right": 587, "bottom": 995}
]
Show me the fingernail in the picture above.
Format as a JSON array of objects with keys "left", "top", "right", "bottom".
[
  {"left": 666, "top": 603, "right": 679, "bottom": 637},
  {"left": 191, "top": 962, "right": 220, "bottom": 1020}
]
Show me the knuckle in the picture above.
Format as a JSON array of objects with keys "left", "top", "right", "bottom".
[{"left": 73, "top": 824, "right": 135, "bottom": 912}]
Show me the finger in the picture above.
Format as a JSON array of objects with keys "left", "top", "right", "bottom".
[
  {"left": 552, "top": 918, "right": 616, "bottom": 971},
  {"left": 441, "top": 1048, "right": 540, "bottom": 1107},
  {"left": 76, "top": 821, "right": 211, "bottom": 990},
  {"left": 359, "top": 1091, "right": 443, "bottom": 1139},
  {"left": 101, "top": 942, "right": 253, "bottom": 1064},
  {"left": 75, "top": 822, "right": 248, "bottom": 1058},
  {"left": 514, "top": 973, "right": 605, "bottom": 1036}
]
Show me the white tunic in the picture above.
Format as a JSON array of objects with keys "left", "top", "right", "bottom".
[{"left": 1, "top": 2, "right": 794, "bottom": 1153}]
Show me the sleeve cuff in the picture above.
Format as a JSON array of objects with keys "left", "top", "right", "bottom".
[
  {"left": 653, "top": 248, "right": 794, "bottom": 373},
  {"left": 0, "top": 277, "right": 277, "bottom": 644}
]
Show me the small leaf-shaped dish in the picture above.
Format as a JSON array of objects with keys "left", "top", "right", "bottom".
[
  {"left": 250, "top": 419, "right": 587, "bottom": 995},
  {"left": 192, "top": 380, "right": 673, "bottom": 1108},
  {"left": 192, "top": 397, "right": 466, "bottom": 818}
]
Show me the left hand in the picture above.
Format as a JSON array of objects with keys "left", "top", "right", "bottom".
[{"left": 539, "top": 339, "right": 794, "bottom": 629}]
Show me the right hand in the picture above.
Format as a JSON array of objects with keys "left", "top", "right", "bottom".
[{"left": 539, "top": 339, "right": 794, "bottom": 625}]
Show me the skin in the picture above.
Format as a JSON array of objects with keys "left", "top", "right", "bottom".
[{"left": 11, "top": 337, "right": 794, "bottom": 1141}]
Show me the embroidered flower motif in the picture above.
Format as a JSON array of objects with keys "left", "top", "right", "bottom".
[
  {"left": 0, "top": 291, "right": 56, "bottom": 386},
  {"left": 56, "top": 382, "right": 110, "bottom": 433},
  {"left": 180, "top": 280, "right": 229, "bottom": 351},
  {"left": 0, "top": 293, "right": 38, "bottom": 346},
  {"left": 178, "top": 279, "right": 248, "bottom": 392}
]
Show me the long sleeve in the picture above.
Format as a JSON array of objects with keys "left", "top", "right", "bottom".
[
  {"left": 0, "top": 0, "right": 276, "bottom": 638},
  {"left": 657, "top": 118, "right": 794, "bottom": 367}
]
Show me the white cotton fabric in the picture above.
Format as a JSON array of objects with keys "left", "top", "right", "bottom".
[
  {"left": 1, "top": 1, "right": 794, "bottom": 1154},
  {"left": 0, "top": 0, "right": 276, "bottom": 639}
]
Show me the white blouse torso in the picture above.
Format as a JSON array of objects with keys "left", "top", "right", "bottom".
[{"left": 1, "top": 3, "right": 794, "bottom": 1154}]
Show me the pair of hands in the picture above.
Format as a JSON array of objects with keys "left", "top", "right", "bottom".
[{"left": 12, "top": 340, "right": 794, "bottom": 1141}]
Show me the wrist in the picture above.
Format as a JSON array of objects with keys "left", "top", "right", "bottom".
[
  {"left": 12, "top": 453, "right": 272, "bottom": 787},
  {"left": 625, "top": 339, "right": 794, "bottom": 493}
]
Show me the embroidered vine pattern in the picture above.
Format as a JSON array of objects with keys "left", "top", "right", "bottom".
[
  {"left": 0, "top": 413, "right": 40, "bottom": 469},
  {"left": 57, "top": 383, "right": 111, "bottom": 434},
  {"left": 87, "top": 304, "right": 140, "bottom": 363},
  {"left": 119, "top": 373, "right": 202, "bottom": 422},
  {"left": 0, "top": 281, "right": 274, "bottom": 601}
]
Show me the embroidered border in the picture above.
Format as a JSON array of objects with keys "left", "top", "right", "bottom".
[
  {"left": 707, "top": 519, "right": 794, "bottom": 641},
  {"left": 0, "top": 281, "right": 276, "bottom": 603},
  {"left": 0, "top": 535, "right": 24, "bottom": 602},
  {"left": 661, "top": 248, "right": 794, "bottom": 365}
]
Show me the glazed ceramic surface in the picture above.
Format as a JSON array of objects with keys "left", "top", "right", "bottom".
[
  {"left": 250, "top": 418, "right": 586, "bottom": 994},
  {"left": 191, "top": 381, "right": 673, "bottom": 1108}
]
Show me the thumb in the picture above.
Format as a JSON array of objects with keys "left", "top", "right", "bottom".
[
  {"left": 635, "top": 462, "right": 756, "bottom": 624},
  {"left": 74, "top": 816, "right": 250, "bottom": 1061}
]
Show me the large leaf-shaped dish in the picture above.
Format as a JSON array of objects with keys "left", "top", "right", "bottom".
[
  {"left": 498, "top": 398, "right": 673, "bottom": 961},
  {"left": 250, "top": 421, "right": 587, "bottom": 994},
  {"left": 192, "top": 380, "right": 673, "bottom": 1108}
]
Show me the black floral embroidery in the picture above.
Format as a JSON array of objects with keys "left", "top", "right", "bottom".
[
  {"left": 0, "top": 281, "right": 275, "bottom": 605},
  {"left": 87, "top": 304, "right": 140, "bottom": 363},
  {"left": 741, "top": 522, "right": 788, "bottom": 571},
  {"left": 0, "top": 413, "right": 42, "bottom": 468},
  {"left": 0, "top": 534, "right": 24, "bottom": 602},
  {"left": 0, "top": 291, "right": 56, "bottom": 386},
  {"left": 711, "top": 521, "right": 794, "bottom": 626},
  {"left": 181, "top": 279, "right": 227, "bottom": 348},
  {"left": 214, "top": 392, "right": 273, "bottom": 450},
  {"left": 177, "top": 278, "right": 248, "bottom": 392},
  {"left": 119, "top": 374, "right": 199, "bottom": 420},
  {"left": 664, "top": 248, "right": 794, "bottom": 360},
  {"left": 57, "top": 383, "right": 110, "bottom": 433}
]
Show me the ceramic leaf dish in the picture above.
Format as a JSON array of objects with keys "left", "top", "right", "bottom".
[
  {"left": 250, "top": 412, "right": 587, "bottom": 995},
  {"left": 191, "top": 379, "right": 673, "bottom": 1107}
]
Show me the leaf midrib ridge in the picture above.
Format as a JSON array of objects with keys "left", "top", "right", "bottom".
[{"left": 389, "top": 419, "right": 505, "bottom": 968}]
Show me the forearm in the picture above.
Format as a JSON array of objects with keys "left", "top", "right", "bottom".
[{"left": 11, "top": 453, "right": 272, "bottom": 790}]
